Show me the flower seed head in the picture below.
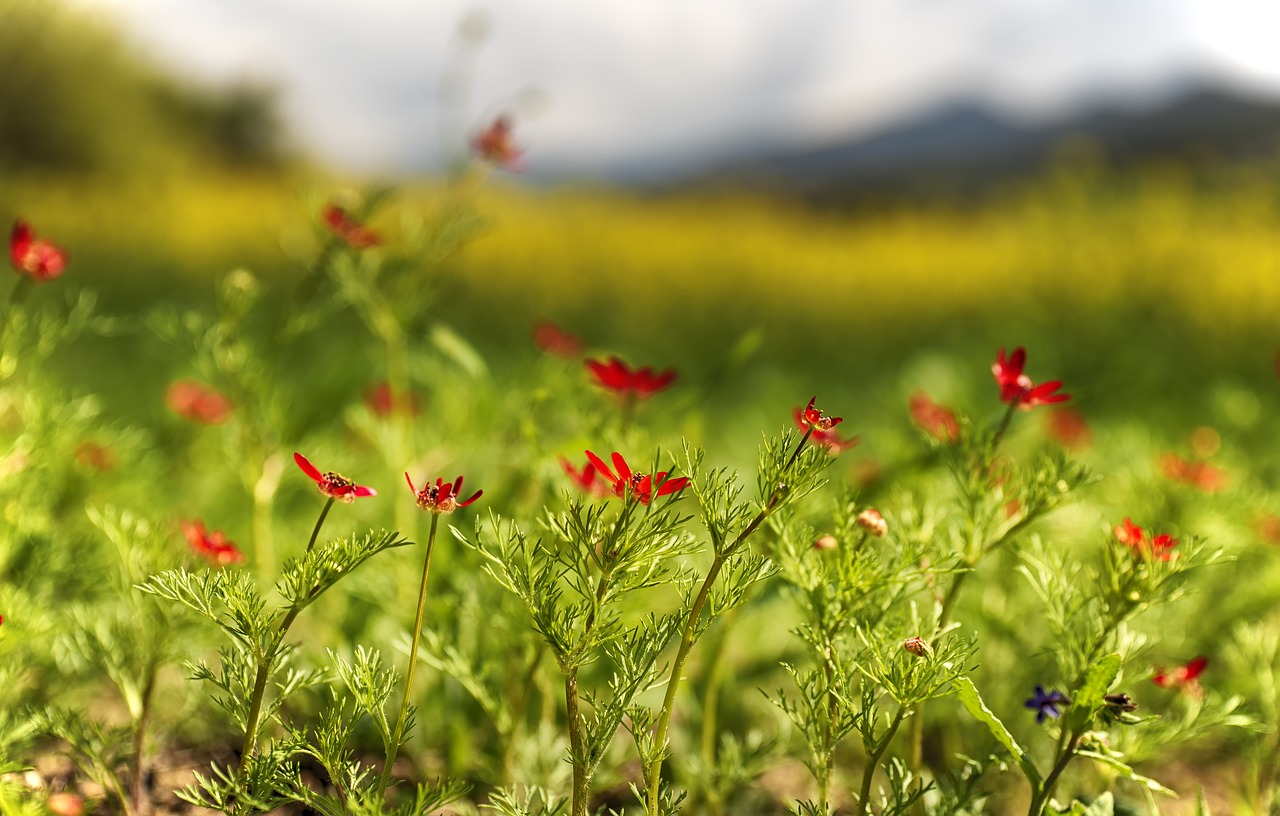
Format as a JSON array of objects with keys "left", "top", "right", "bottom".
[
  {"left": 856, "top": 508, "right": 887, "bottom": 537},
  {"left": 813, "top": 534, "right": 839, "bottom": 551}
]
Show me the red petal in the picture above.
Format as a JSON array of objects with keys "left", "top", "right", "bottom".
[
  {"left": 1184, "top": 656, "right": 1208, "bottom": 680},
  {"left": 9, "top": 220, "right": 31, "bottom": 267},
  {"left": 611, "top": 452, "right": 631, "bottom": 481},
  {"left": 405, "top": 472, "right": 417, "bottom": 492},
  {"left": 458, "top": 490, "right": 483, "bottom": 507},
  {"left": 294, "top": 452, "right": 323, "bottom": 482},
  {"left": 585, "top": 450, "right": 617, "bottom": 484},
  {"left": 353, "top": 486, "right": 377, "bottom": 498}
]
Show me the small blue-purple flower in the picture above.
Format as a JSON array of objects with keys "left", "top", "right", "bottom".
[{"left": 1025, "top": 685, "right": 1071, "bottom": 724}]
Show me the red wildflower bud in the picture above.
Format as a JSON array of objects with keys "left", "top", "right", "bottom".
[
  {"left": 902, "top": 636, "right": 932, "bottom": 657},
  {"left": 182, "top": 520, "right": 245, "bottom": 567},
  {"left": 46, "top": 793, "right": 83, "bottom": 816},
  {"left": 1114, "top": 517, "right": 1177, "bottom": 561},
  {"left": 405, "top": 472, "right": 482, "bottom": 513},
  {"left": 470, "top": 115, "right": 523, "bottom": 169},
  {"left": 294, "top": 452, "right": 377, "bottom": 503},
  {"left": 9, "top": 220, "right": 67, "bottom": 281},
  {"left": 165, "top": 380, "right": 232, "bottom": 425},
  {"left": 533, "top": 320, "right": 584, "bottom": 358},
  {"left": 813, "top": 534, "right": 838, "bottom": 551},
  {"left": 322, "top": 204, "right": 380, "bottom": 249},
  {"left": 856, "top": 508, "right": 887, "bottom": 537}
]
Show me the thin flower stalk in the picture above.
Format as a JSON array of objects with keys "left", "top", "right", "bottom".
[{"left": 644, "top": 423, "right": 818, "bottom": 816}]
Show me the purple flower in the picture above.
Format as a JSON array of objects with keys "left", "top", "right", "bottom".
[{"left": 1025, "top": 685, "right": 1071, "bottom": 724}]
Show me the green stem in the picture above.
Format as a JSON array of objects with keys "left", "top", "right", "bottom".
[
  {"left": 819, "top": 643, "right": 839, "bottom": 816},
  {"left": 377, "top": 512, "right": 442, "bottom": 801},
  {"left": 857, "top": 707, "right": 907, "bottom": 816},
  {"left": 991, "top": 398, "right": 1020, "bottom": 453},
  {"left": 566, "top": 670, "right": 589, "bottom": 816},
  {"left": 698, "top": 607, "right": 741, "bottom": 816},
  {"left": 129, "top": 661, "right": 158, "bottom": 816},
  {"left": 907, "top": 567, "right": 971, "bottom": 772},
  {"left": 305, "top": 498, "right": 335, "bottom": 556},
  {"left": 1028, "top": 731, "right": 1079, "bottom": 816},
  {"left": 645, "top": 468, "right": 796, "bottom": 816}
]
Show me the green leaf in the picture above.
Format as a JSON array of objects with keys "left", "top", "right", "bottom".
[
  {"left": 954, "top": 677, "right": 1041, "bottom": 786},
  {"left": 1076, "top": 751, "right": 1176, "bottom": 797},
  {"left": 430, "top": 323, "right": 488, "bottom": 379},
  {"left": 1064, "top": 653, "right": 1122, "bottom": 733}
]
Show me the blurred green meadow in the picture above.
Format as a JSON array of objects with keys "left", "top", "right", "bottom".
[{"left": 6, "top": 2, "right": 1280, "bottom": 814}]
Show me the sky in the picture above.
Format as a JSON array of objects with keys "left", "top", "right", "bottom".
[{"left": 73, "top": 0, "right": 1280, "bottom": 180}]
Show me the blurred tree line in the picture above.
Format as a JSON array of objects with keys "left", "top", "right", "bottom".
[{"left": 0, "top": 0, "right": 290, "bottom": 178}]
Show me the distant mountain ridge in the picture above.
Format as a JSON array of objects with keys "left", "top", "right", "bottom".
[{"left": 688, "top": 86, "right": 1280, "bottom": 202}]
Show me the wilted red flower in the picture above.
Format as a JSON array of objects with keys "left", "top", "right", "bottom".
[
  {"left": 902, "top": 636, "right": 932, "bottom": 657},
  {"left": 165, "top": 380, "right": 232, "bottom": 425},
  {"left": 1114, "top": 517, "right": 1178, "bottom": 561},
  {"left": 560, "top": 456, "right": 610, "bottom": 498},
  {"left": 405, "top": 472, "right": 482, "bottom": 513},
  {"left": 322, "top": 204, "right": 380, "bottom": 249},
  {"left": 1045, "top": 407, "right": 1092, "bottom": 450},
  {"left": 586, "top": 357, "right": 677, "bottom": 400},
  {"left": 1159, "top": 454, "right": 1228, "bottom": 493},
  {"left": 74, "top": 442, "right": 115, "bottom": 472},
  {"left": 470, "top": 115, "right": 523, "bottom": 169},
  {"left": 908, "top": 392, "right": 959, "bottom": 443},
  {"left": 294, "top": 452, "right": 377, "bottom": 503},
  {"left": 533, "top": 320, "right": 584, "bottom": 358},
  {"left": 364, "top": 381, "right": 421, "bottom": 418},
  {"left": 584, "top": 450, "right": 689, "bottom": 505},
  {"left": 992, "top": 347, "right": 1070, "bottom": 410},
  {"left": 9, "top": 220, "right": 67, "bottom": 281},
  {"left": 182, "top": 520, "right": 245, "bottom": 567},
  {"left": 1153, "top": 656, "right": 1208, "bottom": 695},
  {"left": 792, "top": 401, "right": 858, "bottom": 454}
]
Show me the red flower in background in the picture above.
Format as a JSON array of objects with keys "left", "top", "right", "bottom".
[
  {"left": 405, "top": 473, "right": 482, "bottom": 513},
  {"left": 1159, "top": 454, "right": 1228, "bottom": 493},
  {"left": 586, "top": 357, "right": 677, "bottom": 400},
  {"left": 792, "top": 400, "right": 858, "bottom": 454},
  {"left": 1114, "top": 517, "right": 1178, "bottom": 561},
  {"left": 470, "top": 116, "right": 523, "bottom": 169},
  {"left": 74, "top": 442, "right": 116, "bottom": 472},
  {"left": 1153, "top": 656, "right": 1208, "bottom": 695},
  {"left": 9, "top": 220, "right": 67, "bottom": 281},
  {"left": 908, "top": 392, "right": 960, "bottom": 443},
  {"left": 322, "top": 205, "right": 380, "bottom": 249},
  {"left": 992, "top": 347, "right": 1070, "bottom": 410},
  {"left": 364, "top": 381, "right": 421, "bottom": 418},
  {"left": 534, "top": 321, "right": 584, "bottom": 358},
  {"left": 584, "top": 450, "right": 689, "bottom": 505},
  {"left": 1045, "top": 407, "right": 1092, "bottom": 450},
  {"left": 560, "top": 456, "right": 610, "bottom": 498},
  {"left": 294, "top": 452, "right": 377, "bottom": 503},
  {"left": 182, "top": 520, "right": 245, "bottom": 567},
  {"left": 165, "top": 380, "right": 232, "bottom": 425},
  {"left": 1257, "top": 512, "right": 1280, "bottom": 546}
]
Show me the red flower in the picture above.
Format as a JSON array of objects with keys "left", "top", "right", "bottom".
[
  {"left": 405, "top": 472, "right": 482, "bottom": 513},
  {"left": 364, "top": 381, "right": 421, "bottom": 418},
  {"left": 165, "top": 380, "right": 232, "bottom": 425},
  {"left": 560, "top": 456, "right": 610, "bottom": 498},
  {"left": 182, "top": 520, "right": 246, "bottom": 567},
  {"left": 533, "top": 320, "right": 584, "bottom": 358},
  {"left": 322, "top": 204, "right": 380, "bottom": 249},
  {"left": 1153, "top": 656, "right": 1208, "bottom": 695},
  {"left": 294, "top": 452, "right": 377, "bottom": 503},
  {"left": 908, "top": 392, "right": 959, "bottom": 443},
  {"left": 1159, "top": 454, "right": 1228, "bottom": 493},
  {"left": 470, "top": 115, "right": 523, "bottom": 169},
  {"left": 1045, "top": 407, "right": 1092, "bottom": 450},
  {"left": 792, "top": 403, "right": 857, "bottom": 454},
  {"left": 992, "top": 347, "right": 1070, "bottom": 410},
  {"left": 74, "top": 442, "right": 115, "bottom": 472},
  {"left": 1113, "top": 517, "right": 1178, "bottom": 561},
  {"left": 584, "top": 450, "right": 689, "bottom": 505},
  {"left": 9, "top": 220, "right": 67, "bottom": 281},
  {"left": 586, "top": 357, "right": 677, "bottom": 400},
  {"left": 1257, "top": 512, "right": 1280, "bottom": 545}
]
